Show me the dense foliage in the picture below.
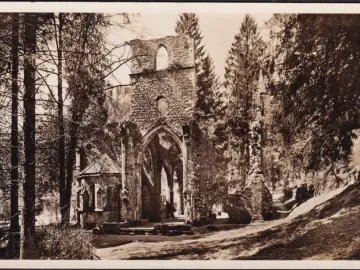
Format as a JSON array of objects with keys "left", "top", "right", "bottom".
[
  {"left": 269, "top": 14, "right": 360, "bottom": 172},
  {"left": 224, "top": 15, "right": 266, "bottom": 187},
  {"left": 175, "top": 13, "right": 220, "bottom": 116}
]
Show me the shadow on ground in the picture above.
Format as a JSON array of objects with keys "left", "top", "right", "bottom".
[{"left": 96, "top": 182, "right": 360, "bottom": 260}]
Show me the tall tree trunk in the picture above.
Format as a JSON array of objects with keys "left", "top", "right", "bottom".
[
  {"left": 56, "top": 13, "right": 67, "bottom": 225},
  {"left": 62, "top": 15, "right": 90, "bottom": 225},
  {"left": 8, "top": 12, "right": 20, "bottom": 259},
  {"left": 21, "top": 13, "right": 37, "bottom": 259},
  {"left": 64, "top": 119, "right": 77, "bottom": 224}
]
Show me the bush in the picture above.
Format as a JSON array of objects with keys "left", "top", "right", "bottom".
[
  {"left": 282, "top": 187, "right": 293, "bottom": 200},
  {"left": 192, "top": 217, "right": 212, "bottom": 227},
  {"left": 35, "top": 226, "right": 96, "bottom": 260}
]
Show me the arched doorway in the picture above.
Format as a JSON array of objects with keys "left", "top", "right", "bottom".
[{"left": 137, "top": 125, "right": 185, "bottom": 222}]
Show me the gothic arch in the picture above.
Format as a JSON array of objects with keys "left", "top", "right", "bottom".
[
  {"left": 140, "top": 125, "right": 183, "bottom": 155},
  {"left": 136, "top": 124, "right": 186, "bottom": 220},
  {"left": 155, "top": 44, "right": 169, "bottom": 70}
]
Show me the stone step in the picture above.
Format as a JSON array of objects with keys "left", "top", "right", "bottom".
[
  {"left": 93, "top": 222, "right": 194, "bottom": 236},
  {"left": 154, "top": 223, "right": 193, "bottom": 232}
]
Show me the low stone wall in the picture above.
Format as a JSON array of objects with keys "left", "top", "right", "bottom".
[{"left": 80, "top": 211, "right": 111, "bottom": 229}]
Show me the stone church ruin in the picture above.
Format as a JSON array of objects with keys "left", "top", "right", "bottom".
[{"left": 71, "top": 35, "right": 272, "bottom": 228}]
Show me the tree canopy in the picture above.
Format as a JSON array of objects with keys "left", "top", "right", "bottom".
[{"left": 269, "top": 14, "right": 360, "bottom": 171}]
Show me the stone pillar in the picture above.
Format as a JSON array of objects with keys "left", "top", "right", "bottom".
[
  {"left": 182, "top": 125, "right": 194, "bottom": 224},
  {"left": 121, "top": 126, "right": 141, "bottom": 222},
  {"left": 247, "top": 120, "right": 266, "bottom": 223},
  {"left": 149, "top": 142, "right": 162, "bottom": 222},
  {"left": 169, "top": 190, "right": 174, "bottom": 218},
  {"left": 175, "top": 167, "right": 184, "bottom": 215},
  {"left": 179, "top": 186, "right": 184, "bottom": 215},
  {"left": 251, "top": 176, "right": 264, "bottom": 222},
  {"left": 168, "top": 168, "right": 175, "bottom": 218},
  {"left": 246, "top": 70, "right": 268, "bottom": 223}
]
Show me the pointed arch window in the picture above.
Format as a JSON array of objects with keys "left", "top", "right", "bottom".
[
  {"left": 156, "top": 45, "right": 169, "bottom": 70},
  {"left": 96, "top": 187, "right": 105, "bottom": 210},
  {"left": 77, "top": 190, "right": 81, "bottom": 209}
]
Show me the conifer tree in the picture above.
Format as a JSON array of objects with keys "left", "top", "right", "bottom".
[
  {"left": 224, "top": 14, "right": 266, "bottom": 187},
  {"left": 270, "top": 14, "right": 360, "bottom": 172},
  {"left": 175, "top": 13, "right": 220, "bottom": 116}
]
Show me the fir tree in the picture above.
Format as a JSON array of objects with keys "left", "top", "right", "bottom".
[
  {"left": 175, "top": 13, "right": 220, "bottom": 116},
  {"left": 270, "top": 14, "right": 360, "bottom": 171},
  {"left": 175, "top": 14, "right": 226, "bottom": 221},
  {"left": 224, "top": 14, "right": 266, "bottom": 186}
]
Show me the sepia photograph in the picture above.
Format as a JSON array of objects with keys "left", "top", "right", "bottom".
[{"left": 0, "top": 3, "right": 359, "bottom": 265}]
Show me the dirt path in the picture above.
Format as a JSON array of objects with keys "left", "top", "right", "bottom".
[
  {"left": 95, "top": 185, "right": 356, "bottom": 260},
  {"left": 95, "top": 216, "right": 292, "bottom": 259}
]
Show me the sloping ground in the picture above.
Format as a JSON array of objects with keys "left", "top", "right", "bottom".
[{"left": 96, "top": 183, "right": 360, "bottom": 260}]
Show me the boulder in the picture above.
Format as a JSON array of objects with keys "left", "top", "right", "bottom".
[
  {"left": 223, "top": 182, "right": 273, "bottom": 223},
  {"left": 223, "top": 191, "right": 252, "bottom": 224},
  {"left": 226, "top": 205, "right": 252, "bottom": 224}
]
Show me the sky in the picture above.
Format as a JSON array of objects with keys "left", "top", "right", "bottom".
[
  {"left": 111, "top": 13, "right": 273, "bottom": 85},
  {"left": 35, "top": 13, "right": 273, "bottom": 111}
]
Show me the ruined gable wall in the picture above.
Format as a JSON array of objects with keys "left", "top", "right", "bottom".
[
  {"left": 128, "top": 36, "right": 195, "bottom": 136},
  {"left": 118, "top": 36, "right": 197, "bottom": 222},
  {"left": 130, "top": 70, "right": 195, "bottom": 136},
  {"left": 129, "top": 36, "right": 194, "bottom": 74}
]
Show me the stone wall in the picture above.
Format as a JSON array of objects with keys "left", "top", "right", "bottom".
[
  {"left": 119, "top": 36, "right": 196, "bottom": 223},
  {"left": 120, "top": 122, "right": 142, "bottom": 221},
  {"left": 129, "top": 36, "right": 194, "bottom": 75},
  {"left": 71, "top": 174, "right": 122, "bottom": 227},
  {"left": 188, "top": 119, "right": 230, "bottom": 222},
  {"left": 128, "top": 36, "right": 196, "bottom": 136}
]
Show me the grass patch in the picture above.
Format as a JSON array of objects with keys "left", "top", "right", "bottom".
[{"left": 35, "top": 226, "right": 96, "bottom": 260}]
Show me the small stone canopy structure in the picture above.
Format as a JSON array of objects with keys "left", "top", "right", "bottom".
[
  {"left": 72, "top": 154, "right": 122, "bottom": 228},
  {"left": 38, "top": 190, "right": 60, "bottom": 225},
  {"left": 40, "top": 191, "right": 59, "bottom": 216}
]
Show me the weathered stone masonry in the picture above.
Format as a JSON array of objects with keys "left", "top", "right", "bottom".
[
  {"left": 72, "top": 35, "right": 272, "bottom": 228},
  {"left": 73, "top": 35, "right": 198, "bottom": 226},
  {"left": 122, "top": 36, "right": 197, "bottom": 223}
]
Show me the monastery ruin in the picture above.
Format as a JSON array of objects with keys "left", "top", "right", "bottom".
[{"left": 70, "top": 35, "right": 272, "bottom": 228}]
